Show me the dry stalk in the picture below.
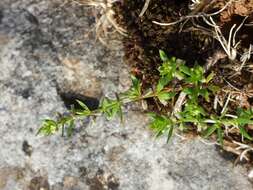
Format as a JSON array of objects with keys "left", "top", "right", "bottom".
[
  {"left": 222, "top": 88, "right": 253, "bottom": 98},
  {"left": 214, "top": 95, "right": 219, "bottom": 110},
  {"left": 152, "top": 0, "right": 234, "bottom": 26},
  {"left": 204, "top": 50, "right": 227, "bottom": 72},
  {"left": 189, "top": 0, "right": 202, "bottom": 10},
  {"left": 72, "top": 0, "right": 127, "bottom": 48},
  {"left": 245, "top": 22, "right": 253, "bottom": 26},
  {"left": 233, "top": 141, "right": 253, "bottom": 161},
  {"left": 221, "top": 93, "right": 231, "bottom": 114},
  {"left": 173, "top": 91, "right": 187, "bottom": 119},
  {"left": 139, "top": 0, "right": 151, "bottom": 17},
  {"left": 239, "top": 44, "right": 253, "bottom": 71},
  {"left": 203, "top": 16, "right": 248, "bottom": 61}
]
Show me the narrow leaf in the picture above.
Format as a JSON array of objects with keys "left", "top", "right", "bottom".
[
  {"left": 159, "top": 50, "right": 168, "bottom": 62},
  {"left": 217, "top": 127, "right": 223, "bottom": 146},
  {"left": 67, "top": 119, "right": 75, "bottom": 137},
  {"left": 167, "top": 126, "right": 174, "bottom": 143},
  {"left": 239, "top": 126, "right": 253, "bottom": 141},
  {"left": 76, "top": 100, "right": 90, "bottom": 111},
  {"left": 157, "top": 92, "right": 176, "bottom": 105},
  {"left": 156, "top": 76, "right": 171, "bottom": 92},
  {"left": 203, "top": 125, "right": 217, "bottom": 138},
  {"left": 205, "top": 72, "right": 214, "bottom": 83},
  {"left": 179, "top": 64, "right": 191, "bottom": 75}
]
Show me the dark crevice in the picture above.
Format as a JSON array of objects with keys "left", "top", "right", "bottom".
[
  {"left": 0, "top": 10, "right": 3, "bottom": 24},
  {"left": 59, "top": 92, "right": 100, "bottom": 111},
  {"left": 22, "top": 140, "right": 33, "bottom": 157}
]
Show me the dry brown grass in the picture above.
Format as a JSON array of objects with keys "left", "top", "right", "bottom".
[{"left": 73, "top": 0, "right": 127, "bottom": 48}]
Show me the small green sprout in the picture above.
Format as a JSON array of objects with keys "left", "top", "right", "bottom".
[
  {"left": 38, "top": 50, "right": 253, "bottom": 146},
  {"left": 149, "top": 113, "right": 174, "bottom": 142},
  {"left": 101, "top": 97, "right": 122, "bottom": 120}
]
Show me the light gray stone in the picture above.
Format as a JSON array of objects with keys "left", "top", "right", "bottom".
[{"left": 0, "top": 0, "right": 252, "bottom": 190}]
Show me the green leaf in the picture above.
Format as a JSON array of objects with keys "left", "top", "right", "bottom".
[
  {"left": 236, "top": 118, "right": 253, "bottom": 125},
  {"left": 217, "top": 126, "right": 223, "bottom": 146},
  {"left": 156, "top": 76, "right": 171, "bottom": 92},
  {"left": 122, "top": 75, "right": 142, "bottom": 100},
  {"left": 159, "top": 50, "right": 168, "bottom": 62},
  {"left": 239, "top": 126, "right": 253, "bottom": 141},
  {"left": 180, "top": 116, "right": 198, "bottom": 123},
  {"left": 183, "top": 86, "right": 210, "bottom": 103},
  {"left": 179, "top": 123, "right": 186, "bottom": 131},
  {"left": 143, "top": 89, "right": 153, "bottom": 97},
  {"left": 37, "top": 119, "right": 59, "bottom": 136},
  {"left": 183, "top": 102, "right": 206, "bottom": 117},
  {"left": 101, "top": 98, "right": 122, "bottom": 120},
  {"left": 205, "top": 72, "right": 215, "bottom": 83},
  {"left": 208, "top": 85, "right": 220, "bottom": 93},
  {"left": 148, "top": 114, "right": 173, "bottom": 139},
  {"left": 199, "top": 88, "right": 210, "bottom": 102},
  {"left": 183, "top": 87, "right": 194, "bottom": 95},
  {"left": 120, "top": 75, "right": 142, "bottom": 100},
  {"left": 75, "top": 110, "right": 91, "bottom": 116},
  {"left": 237, "top": 109, "right": 253, "bottom": 120},
  {"left": 157, "top": 92, "right": 176, "bottom": 105},
  {"left": 197, "top": 122, "right": 207, "bottom": 131},
  {"left": 116, "top": 94, "right": 124, "bottom": 124},
  {"left": 203, "top": 124, "right": 217, "bottom": 138},
  {"left": 157, "top": 56, "right": 187, "bottom": 91},
  {"left": 174, "top": 71, "right": 185, "bottom": 80},
  {"left": 75, "top": 100, "right": 92, "bottom": 116},
  {"left": 184, "top": 65, "right": 205, "bottom": 84},
  {"left": 179, "top": 64, "right": 191, "bottom": 75},
  {"left": 222, "top": 118, "right": 237, "bottom": 127},
  {"left": 58, "top": 116, "right": 71, "bottom": 126},
  {"left": 67, "top": 119, "right": 75, "bottom": 137},
  {"left": 183, "top": 87, "right": 198, "bottom": 102},
  {"left": 194, "top": 65, "right": 204, "bottom": 76},
  {"left": 158, "top": 60, "right": 177, "bottom": 77},
  {"left": 76, "top": 100, "right": 90, "bottom": 111},
  {"left": 131, "top": 75, "right": 141, "bottom": 94},
  {"left": 234, "top": 109, "right": 253, "bottom": 128},
  {"left": 167, "top": 126, "right": 174, "bottom": 143}
]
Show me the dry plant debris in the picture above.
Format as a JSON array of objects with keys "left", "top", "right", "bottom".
[{"left": 73, "top": 0, "right": 127, "bottom": 48}]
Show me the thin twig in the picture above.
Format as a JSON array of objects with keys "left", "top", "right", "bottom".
[
  {"left": 139, "top": 0, "right": 151, "bottom": 17},
  {"left": 152, "top": 0, "right": 234, "bottom": 26},
  {"left": 173, "top": 92, "right": 187, "bottom": 118},
  {"left": 221, "top": 93, "right": 231, "bottom": 115}
]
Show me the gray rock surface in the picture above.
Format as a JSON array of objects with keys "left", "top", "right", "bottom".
[{"left": 0, "top": 0, "right": 252, "bottom": 189}]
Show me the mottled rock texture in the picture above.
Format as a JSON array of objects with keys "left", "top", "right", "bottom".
[{"left": 0, "top": 0, "right": 252, "bottom": 190}]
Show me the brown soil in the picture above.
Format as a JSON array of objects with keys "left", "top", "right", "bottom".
[
  {"left": 113, "top": 0, "right": 253, "bottom": 162},
  {"left": 114, "top": 0, "right": 253, "bottom": 110}
]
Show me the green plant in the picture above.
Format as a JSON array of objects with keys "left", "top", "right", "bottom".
[{"left": 38, "top": 50, "right": 253, "bottom": 145}]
